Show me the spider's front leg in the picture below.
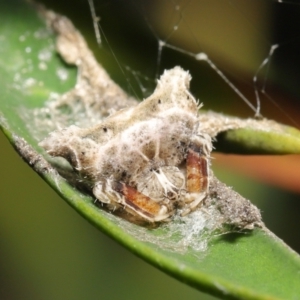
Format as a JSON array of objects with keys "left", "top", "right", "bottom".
[
  {"left": 182, "top": 134, "right": 212, "bottom": 215},
  {"left": 93, "top": 179, "right": 172, "bottom": 222}
]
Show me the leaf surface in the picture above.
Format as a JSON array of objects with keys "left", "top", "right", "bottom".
[{"left": 1, "top": 2, "right": 300, "bottom": 300}]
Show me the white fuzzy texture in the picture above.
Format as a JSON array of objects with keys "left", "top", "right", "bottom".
[{"left": 40, "top": 67, "right": 212, "bottom": 221}]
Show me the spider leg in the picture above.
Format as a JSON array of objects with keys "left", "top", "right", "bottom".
[
  {"left": 93, "top": 179, "right": 171, "bottom": 222},
  {"left": 182, "top": 142, "right": 209, "bottom": 216}
]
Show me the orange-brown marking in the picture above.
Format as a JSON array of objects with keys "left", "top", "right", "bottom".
[
  {"left": 113, "top": 182, "right": 162, "bottom": 217},
  {"left": 186, "top": 148, "right": 208, "bottom": 193}
]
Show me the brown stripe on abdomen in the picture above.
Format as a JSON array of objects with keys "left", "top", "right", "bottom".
[
  {"left": 112, "top": 182, "right": 162, "bottom": 217},
  {"left": 186, "top": 147, "right": 208, "bottom": 193}
]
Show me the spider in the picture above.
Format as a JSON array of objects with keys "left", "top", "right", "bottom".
[{"left": 40, "top": 67, "right": 212, "bottom": 222}]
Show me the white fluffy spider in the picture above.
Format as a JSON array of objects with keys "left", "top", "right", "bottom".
[{"left": 40, "top": 67, "right": 212, "bottom": 222}]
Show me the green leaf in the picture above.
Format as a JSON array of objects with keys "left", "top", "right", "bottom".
[
  {"left": 1, "top": 1, "right": 300, "bottom": 300},
  {"left": 215, "top": 125, "right": 300, "bottom": 154}
]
